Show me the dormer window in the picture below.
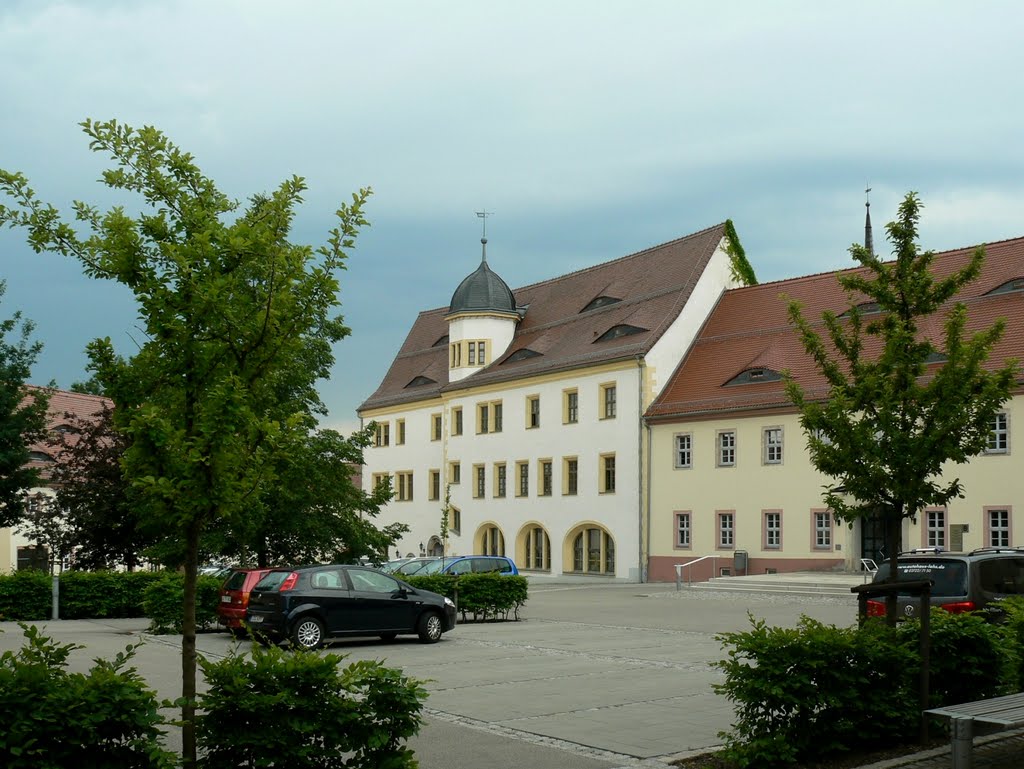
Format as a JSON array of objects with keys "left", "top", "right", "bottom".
[
  {"left": 725, "top": 368, "right": 783, "bottom": 386},
  {"left": 54, "top": 424, "right": 79, "bottom": 435},
  {"left": 581, "top": 295, "right": 622, "bottom": 313},
  {"left": 985, "top": 277, "right": 1024, "bottom": 296},
  {"left": 406, "top": 376, "right": 437, "bottom": 388},
  {"left": 432, "top": 335, "right": 450, "bottom": 347},
  {"left": 839, "top": 301, "right": 881, "bottom": 318},
  {"left": 594, "top": 324, "right": 646, "bottom": 343},
  {"left": 503, "top": 348, "right": 542, "bottom": 364},
  {"left": 29, "top": 451, "right": 55, "bottom": 463}
]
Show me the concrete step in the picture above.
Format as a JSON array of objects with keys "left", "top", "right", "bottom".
[{"left": 682, "top": 572, "right": 867, "bottom": 598}]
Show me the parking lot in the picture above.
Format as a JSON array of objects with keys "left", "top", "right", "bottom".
[{"left": 0, "top": 580, "right": 858, "bottom": 769}]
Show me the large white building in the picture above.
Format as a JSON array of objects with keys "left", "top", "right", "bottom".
[
  {"left": 358, "top": 224, "right": 747, "bottom": 581},
  {"left": 645, "top": 235, "right": 1024, "bottom": 581}
]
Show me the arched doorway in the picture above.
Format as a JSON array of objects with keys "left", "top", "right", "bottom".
[{"left": 565, "top": 524, "right": 615, "bottom": 575}]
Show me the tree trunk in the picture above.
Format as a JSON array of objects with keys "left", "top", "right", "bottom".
[{"left": 181, "top": 518, "right": 200, "bottom": 768}]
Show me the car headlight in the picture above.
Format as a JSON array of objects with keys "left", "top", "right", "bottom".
[{"left": 444, "top": 597, "right": 455, "bottom": 607}]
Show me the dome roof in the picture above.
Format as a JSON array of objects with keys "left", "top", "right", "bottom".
[{"left": 448, "top": 249, "right": 516, "bottom": 316}]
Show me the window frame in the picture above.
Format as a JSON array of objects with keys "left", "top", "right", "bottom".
[
  {"left": 449, "top": 461, "right": 461, "bottom": 485},
  {"left": 539, "top": 459, "right": 553, "bottom": 496},
  {"left": 716, "top": 430, "right": 736, "bottom": 467},
  {"left": 985, "top": 412, "right": 1009, "bottom": 454},
  {"left": 599, "top": 453, "right": 616, "bottom": 494},
  {"left": 674, "top": 511, "right": 691, "bottom": 549},
  {"left": 395, "top": 471, "right": 413, "bottom": 502},
  {"left": 674, "top": 433, "right": 692, "bottom": 469},
  {"left": 473, "top": 463, "right": 486, "bottom": 499},
  {"left": 924, "top": 507, "right": 947, "bottom": 549},
  {"left": 429, "top": 469, "right": 441, "bottom": 501},
  {"left": 985, "top": 506, "right": 1012, "bottom": 548},
  {"left": 563, "top": 456, "right": 578, "bottom": 496},
  {"left": 516, "top": 460, "right": 529, "bottom": 497},
  {"left": 563, "top": 388, "right": 579, "bottom": 424},
  {"left": 763, "top": 510, "right": 782, "bottom": 550},
  {"left": 452, "top": 407, "right": 463, "bottom": 436},
  {"left": 526, "top": 395, "right": 540, "bottom": 429},
  {"left": 431, "top": 413, "right": 442, "bottom": 441},
  {"left": 717, "top": 510, "right": 735, "bottom": 550},
  {"left": 812, "top": 510, "right": 833, "bottom": 550},
  {"left": 395, "top": 418, "right": 405, "bottom": 445},
  {"left": 494, "top": 463, "right": 507, "bottom": 498},
  {"left": 600, "top": 382, "right": 617, "bottom": 419},
  {"left": 763, "top": 427, "right": 783, "bottom": 465}
]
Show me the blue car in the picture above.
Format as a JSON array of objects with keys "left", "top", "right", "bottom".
[{"left": 417, "top": 555, "right": 519, "bottom": 576}]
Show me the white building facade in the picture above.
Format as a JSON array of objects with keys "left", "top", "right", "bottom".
[{"left": 359, "top": 224, "right": 745, "bottom": 581}]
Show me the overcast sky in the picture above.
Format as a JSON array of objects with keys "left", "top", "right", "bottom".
[{"left": 3, "top": 1, "right": 1023, "bottom": 434}]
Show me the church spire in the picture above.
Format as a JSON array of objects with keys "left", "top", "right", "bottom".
[{"left": 864, "top": 186, "right": 874, "bottom": 256}]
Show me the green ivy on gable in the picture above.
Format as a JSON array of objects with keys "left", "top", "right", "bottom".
[{"left": 724, "top": 219, "right": 757, "bottom": 286}]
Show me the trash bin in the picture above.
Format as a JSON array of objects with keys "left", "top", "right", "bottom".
[{"left": 734, "top": 550, "right": 748, "bottom": 576}]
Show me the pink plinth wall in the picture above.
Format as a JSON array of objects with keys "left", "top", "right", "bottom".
[{"left": 648, "top": 554, "right": 846, "bottom": 583}]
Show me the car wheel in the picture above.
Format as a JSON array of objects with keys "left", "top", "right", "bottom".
[
  {"left": 417, "top": 611, "right": 443, "bottom": 644},
  {"left": 291, "top": 616, "right": 325, "bottom": 650},
  {"left": 379, "top": 632, "right": 398, "bottom": 642}
]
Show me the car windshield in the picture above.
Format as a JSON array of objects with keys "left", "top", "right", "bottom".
[
  {"left": 415, "top": 559, "right": 448, "bottom": 574},
  {"left": 875, "top": 559, "right": 968, "bottom": 597},
  {"left": 395, "top": 559, "right": 432, "bottom": 575},
  {"left": 224, "top": 570, "right": 248, "bottom": 590}
]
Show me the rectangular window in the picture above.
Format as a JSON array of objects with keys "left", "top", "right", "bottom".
[
  {"left": 429, "top": 470, "right": 441, "bottom": 501},
  {"left": 452, "top": 407, "right": 463, "bottom": 436},
  {"left": 478, "top": 402, "right": 489, "bottom": 434},
  {"left": 449, "top": 461, "right": 461, "bottom": 485},
  {"left": 564, "top": 457, "right": 578, "bottom": 495},
  {"left": 564, "top": 389, "right": 578, "bottom": 424},
  {"left": 986, "top": 412, "right": 1009, "bottom": 453},
  {"left": 926, "top": 508, "right": 946, "bottom": 548},
  {"left": 675, "top": 512, "right": 691, "bottom": 549},
  {"left": 674, "top": 433, "right": 692, "bottom": 469},
  {"left": 395, "top": 419, "right": 405, "bottom": 445},
  {"left": 372, "top": 472, "right": 390, "bottom": 492},
  {"left": 474, "top": 464, "right": 486, "bottom": 498},
  {"left": 601, "top": 383, "right": 617, "bottom": 419},
  {"left": 374, "top": 422, "right": 390, "bottom": 447},
  {"left": 763, "top": 427, "right": 783, "bottom": 464},
  {"left": 517, "top": 461, "right": 529, "bottom": 497},
  {"left": 717, "top": 430, "right": 736, "bottom": 467},
  {"left": 478, "top": 341, "right": 487, "bottom": 365},
  {"left": 717, "top": 511, "right": 735, "bottom": 549},
  {"left": 494, "top": 463, "right": 506, "bottom": 498},
  {"left": 396, "top": 471, "right": 413, "bottom": 501},
  {"left": 450, "top": 507, "right": 461, "bottom": 534},
  {"left": 600, "top": 453, "right": 616, "bottom": 493},
  {"left": 432, "top": 413, "right": 442, "bottom": 441},
  {"left": 493, "top": 401, "right": 503, "bottom": 432},
  {"left": 763, "top": 511, "right": 782, "bottom": 549},
  {"left": 813, "top": 511, "right": 833, "bottom": 549},
  {"left": 527, "top": 395, "right": 540, "bottom": 428},
  {"left": 540, "top": 460, "right": 553, "bottom": 496},
  {"left": 468, "top": 341, "right": 476, "bottom": 366},
  {"left": 988, "top": 508, "right": 1011, "bottom": 547}
]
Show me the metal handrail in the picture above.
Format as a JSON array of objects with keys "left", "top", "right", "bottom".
[{"left": 674, "top": 556, "right": 719, "bottom": 590}]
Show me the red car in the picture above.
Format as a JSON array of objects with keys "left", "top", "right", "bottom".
[{"left": 217, "top": 568, "right": 271, "bottom": 634}]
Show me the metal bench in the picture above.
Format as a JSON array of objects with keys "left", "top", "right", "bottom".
[{"left": 925, "top": 691, "right": 1024, "bottom": 768}]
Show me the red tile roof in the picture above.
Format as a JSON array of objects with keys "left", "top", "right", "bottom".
[
  {"left": 646, "top": 236, "right": 1024, "bottom": 421},
  {"left": 359, "top": 224, "right": 728, "bottom": 412},
  {"left": 25, "top": 387, "right": 112, "bottom": 478}
]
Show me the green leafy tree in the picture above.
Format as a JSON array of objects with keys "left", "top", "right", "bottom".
[
  {"left": 786, "top": 193, "right": 1019, "bottom": 623},
  {"left": 47, "top": 403, "right": 151, "bottom": 570},
  {"left": 0, "top": 281, "right": 49, "bottom": 527},
  {"left": 439, "top": 482, "right": 452, "bottom": 565},
  {"left": 0, "top": 119, "right": 370, "bottom": 766},
  {"left": 220, "top": 425, "right": 403, "bottom": 567},
  {"left": 15, "top": 492, "right": 75, "bottom": 573}
]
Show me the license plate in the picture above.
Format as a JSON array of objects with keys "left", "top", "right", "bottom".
[
  {"left": 248, "top": 615, "right": 263, "bottom": 624},
  {"left": 220, "top": 595, "right": 232, "bottom": 603}
]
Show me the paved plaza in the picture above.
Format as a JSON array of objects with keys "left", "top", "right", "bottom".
[{"left": 0, "top": 578, "right": 863, "bottom": 768}]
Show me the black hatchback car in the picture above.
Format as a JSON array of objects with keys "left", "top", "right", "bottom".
[{"left": 246, "top": 565, "right": 457, "bottom": 649}]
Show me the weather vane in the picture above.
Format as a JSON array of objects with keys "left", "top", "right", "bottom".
[{"left": 476, "top": 209, "right": 494, "bottom": 241}]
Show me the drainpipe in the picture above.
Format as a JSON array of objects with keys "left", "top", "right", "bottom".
[{"left": 636, "top": 355, "right": 648, "bottom": 583}]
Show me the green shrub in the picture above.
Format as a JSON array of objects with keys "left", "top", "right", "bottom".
[
  {"left": 715, "top": 615, "right": 918, "bottom": 767},
  {"left": 143, "top": 573, "right": 223, "bottom": 634},
  {"left": 58, "top": 570, "right": 164, "bottom": 619},
  {"left": 0, "top": 570, "right": 51, "bottom": 621},
  {"left": 898, "top": 607, "right": 1017, "bottom": 707},
  {"left": 404, "top": 573, "right": 528, "bottom": 620},
  {"left": 1000, "top": 596, "right": 1024, "bottom": 691},
  {"left": 197, "top": 643, "right": 427, "bottom": 769},
  {"left": 0, "top": 624, "right": 174, "bottom": 768}
]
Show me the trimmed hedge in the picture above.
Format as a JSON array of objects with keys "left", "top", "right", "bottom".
[
  {"left": 715, "top": 610, "right": 1021, "bottom": 767},
  {"left": 0, "top": 570, "right": 224, "bottom": 626},
  {"left": 404, "top": 572, "right": 528, "bottom": 620}
]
